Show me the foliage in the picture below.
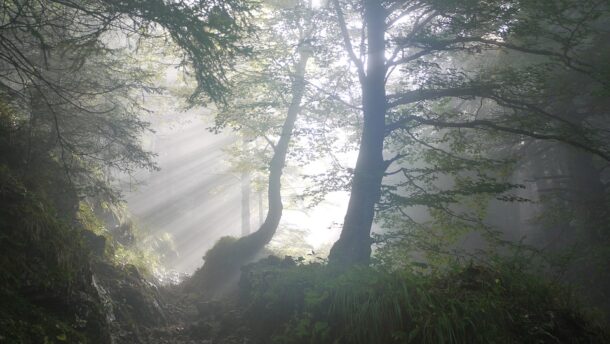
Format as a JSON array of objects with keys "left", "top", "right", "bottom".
[
  {"left": 0, "top": 162, "right": 109, "bottom": 343},
  {"left": 0, "top": 96, "right": 165, "bottom": 343},
  {"left": 319, "top": 0, "right": 610, "bottom": 266},
  {"left": 0, "top": 0, "right": 255, "bottom": 102},
  {"left": 0, "top": 104, "right": 86, "bottom": 293},
  {"left": 239, "top": 257, "right": 608, "bottom": 344},
  {"left": 76, "top": 202, "right": 166, "bottom": 277},
  {"left": 0, "top": 294, "right": 88, "bottom": 344},
  {"left": 0, "top": 165, "right": 85, "bottom": 292},
  {"left": 0, "top": 0, "right": 255, "bottom": 202},
  {"left": 191, "top": 0, "right": 327, "bottom": 295}
]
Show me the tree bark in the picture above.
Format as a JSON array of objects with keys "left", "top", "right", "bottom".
[
  {"left": 328, "top": 0, "right": 387, "bottom": 267},
  {"left": 188, "top": 47, "right": 311, "bottom": 295},
  {"left": 241, "top": 170, "right": 251, "bottom": 236}
]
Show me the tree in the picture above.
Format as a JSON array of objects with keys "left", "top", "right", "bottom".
[
  {"left": 187, "top": 0, "right": 320, "bottom": 295},
  {"left": 0, "top": 0, "right": 253, "bottom": 199},
  {"left": 327, "top": 0, "right": 610, "bottom": 266}
]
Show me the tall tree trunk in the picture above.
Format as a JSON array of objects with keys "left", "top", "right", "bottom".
[
  {"left": 258, "top": 190, "right": 264, "bottom": 226},
  {"left": 241, "top": 170, "right": 251, "bottom": 236},
  {"left": 566, "top": 148, "right": 608, "bottom": 242},
  {"left": 328, "top": 0, "right": 387, "bottom": 267},
  {"left": 188, "top": 48, "right": 311, "bottom": 295},
  {"left": 240, "top": 135, "right": 252, "bottom": 236}
]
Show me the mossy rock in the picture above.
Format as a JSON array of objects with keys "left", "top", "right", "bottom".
[{"left": 185, "top": 234, "right": 273, "bottom": 297}]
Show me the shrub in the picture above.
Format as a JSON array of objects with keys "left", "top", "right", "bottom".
[{"left": 239, "top": 257, "right": 608, "bottom": 344}]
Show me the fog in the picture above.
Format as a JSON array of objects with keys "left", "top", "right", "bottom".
[{"left": 122, "top": 111, "right": 351, "bottom": 273}]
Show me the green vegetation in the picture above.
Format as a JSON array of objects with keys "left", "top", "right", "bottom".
[
  {"left": 0, "top": 157, "right": 108, "bottom": 343},
  {"left": 0, "top": 99, "right": 166, "bottom": 342},
  {"left": 240, "top": 257, "right": 608, "bottom": 344},
  {"left": 1, "top": 0, "right": 610, "bottom": 342}
]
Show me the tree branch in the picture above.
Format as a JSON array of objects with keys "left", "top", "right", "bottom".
[
  {"left": 332, "top": 0, "right": 365, "bottom": 82},
  {"left": 387, "top": 87, "right": 487, "bottom": 108},
  {"left": 389, "top": 114, "right": 610, "bottom": 161}
]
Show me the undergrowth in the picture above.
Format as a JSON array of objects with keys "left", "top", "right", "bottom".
[
  {"left": 0, "top": 99, "right": 159, "bottom": 342},
  {"left": 76, "top": 202, "right": 165, "bottom": 276},
  {"left": 0, "top": 165, "right": 108, "bottom": 343},
  {"left": 0, "top": 165, "right": 86, "bottom": 294},
  {"left": 239, "top": 257, "right": 609, "bottom": 344}
]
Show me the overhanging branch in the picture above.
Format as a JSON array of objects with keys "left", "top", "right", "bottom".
[
  {"left": 388, "top": 115, "right": 610, "bottom": 161},
  {"left": 387, "top": 87, "right": 488, "bottom": 108}
]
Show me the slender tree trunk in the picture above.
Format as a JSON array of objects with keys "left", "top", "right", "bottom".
[
  {"left": 190, "top": 48, "right": 311, "bottom": 295},
  {"left": 329, "top": 0, "right": 387, "bottom": 267},
  {"left": 241, "top": 170, "right": 251, "bottom": 236},
  {"left": 566, "top": 148, "right": 608, "bottom": 242},
  {"left": 250, "top": 46, "right": 311, "bottom": 243},
  {"left": 258, "top": 190, "right": 264, "bottom": 226},
  {"left": 240, "top": 137, "right": 252, "bottom": 236}
]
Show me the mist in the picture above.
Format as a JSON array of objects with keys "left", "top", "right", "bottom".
[{"left": 1, "top": 0, "right": 609, "bottom": 343}]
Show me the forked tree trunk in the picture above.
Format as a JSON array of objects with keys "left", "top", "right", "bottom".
[{"left": 328, "top": 0, "right": 387, "bottom": 267}]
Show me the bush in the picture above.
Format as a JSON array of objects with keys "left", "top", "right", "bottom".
[{"left": 239, "top": 257, "right": 608, "bottom": 344}]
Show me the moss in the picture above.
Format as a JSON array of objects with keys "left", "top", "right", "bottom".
[
  {"left": 185, "top": 236, "right": 243, "bottom": 294},
  {"left": 205, "top": 236, "right": 239, "bottom": 261}
]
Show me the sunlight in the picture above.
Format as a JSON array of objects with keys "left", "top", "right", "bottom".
[
  {"left": 123, "top": 112, "right": 242, "bottom": 273},
  {"left": 3, "top": 1, "right": 609, "bottom": 342},
  {"left": 311, "top": 0, "right": 324, "bottom": 9},
  {"left": 123, "top": 110, "right": 355, "bottom": 272}
]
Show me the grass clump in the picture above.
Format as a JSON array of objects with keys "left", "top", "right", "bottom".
[{"left": 239, "top": 257, "right": 608, "bottom": 344}]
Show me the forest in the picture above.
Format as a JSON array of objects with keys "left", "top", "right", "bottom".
[{"left": 1, "top": 0, "right": 610, "bottom": 343}]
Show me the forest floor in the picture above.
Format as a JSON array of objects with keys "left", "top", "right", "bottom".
[
  {"left": 115, "top": 276, "right": 254, "bottom": 344},
  {"left": 142, "top": 288, "right": 254, "bottom": 344}
]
